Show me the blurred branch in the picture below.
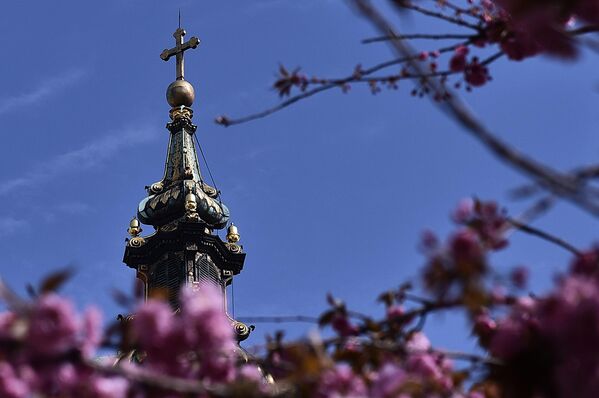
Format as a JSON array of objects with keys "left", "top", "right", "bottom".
[
  {"left": 87, "top": 359, "right": 232, "bottom": 396},
  {"left": 350, "top": 0, "right": 599, "bottom": 218},
  {"left": 364, "top": 24, "right": 599, "bottom": 44},
  {"left": 570, "top": 25, "right": 599, "bottom": 35},
  {"left": 508, "top": 217, "right": 581, "bottom": 256},
  {"left": 511, "top": 163, "right": 599, "bottom": 200},
  {"left": 512, "top": 196, "right": 556, "bottom": 224}
]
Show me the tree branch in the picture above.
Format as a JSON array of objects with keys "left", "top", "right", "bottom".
[
  {"left": 350, "top": 0, "right": 599, "bottom": 218},
  {"left": 363, "top": 33, "right": 477, "bottom": 44},
  {"left": 397, "top": 2, "right": 482, "bottom": 30},
  {"left": 216, "top": 41, "right": 469, "bottom": 126},
  {"left": 507, "top": 217, "right": 581, "bottom": 256},
  {"left": 363, "top": 24, "right": 599, "bottom": 45}
]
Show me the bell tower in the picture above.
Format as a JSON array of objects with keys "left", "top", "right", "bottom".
[{"left": 122, "top": 25, "right": 251, "bottom": 341}]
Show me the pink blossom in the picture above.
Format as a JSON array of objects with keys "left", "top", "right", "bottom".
[
  {"left": 0, "top": 362, "right": 28, "bottom": 398},
  {"left": 419, "top": 230, "right": 439, "bottom": 253},
  {"left": 88, "top": 376, "right": 129, "bottom": 398},
  {"left": 238, "top": 364, "right": 264, "bottom": 384},
  {"left": 179, "top": 284, "right": 235, "bottom": 353},
  {"left": 406, "top": 353, "right": 453, "bottom": 390},
  {"left": 81, "top": 306, "right": 102, "bottom": 358},
  {"left": 489, "top": 316, "right": 530, "bottom": 360},
  {"left": 449, "top": 46, "right": 469, "bottom": 72},
  {"left": 452, "top": 198, "right": 474, "bottom": 223},
  {"left": 499, "top": 28, "right": 541, "bottom": 61},
  {"left": 510, "top": 266, "right": 529, "bottom": 289},
  {"left": 0, "top": 312, "right": 16, "bottom": 339},
  {"left": 56, "top": 363, "right": 78, "bottom": 390},
  {"left": 317, "top": 364, "right": 367, "bottom": 398},
  {"left": 450, "top": 229, "right": 483, "bottom": 264},
  {"left": 26, "top": 294, "right": 79, "bottom": 357},
  {"left": 570, "top": 247, "right": 599, "bottom": 276},
  {"left": 474, "top": 312, "right": 497, "bottom": 337},
  {"left": 406, "top": 332, "right": 431, "bottom": 352},
  {"left": 464, "top": 58, "right": 490, "bottom": 87},
  {"left": 331, "top": 313, "right": 359, "bottom": 337},
  {"left": 369, "top": 362, "right": 407, "bottom": 398},
  {"left": 132, "top": 299, "right": 174, "bottom": 351},
  {"left": 386, "top": 305, "right": 404, "bottom": 320}
]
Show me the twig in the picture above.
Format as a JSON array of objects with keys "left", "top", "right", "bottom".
[
  {"left": 363, "top": 33, "right": 476, "bottom": 44},
  {"left": 513, "top": 196, "right": 556, "bottom": 224},
  {"left": 398, "top": 2, "right": 482, "bottom": 30},
  {"left": 89, "top": 359, "right": 207, "bottom": 394},
  {"left": 428, "top": 348, "right": 503, "bottom": 366},
  {"left": 508, "top": 217, "right": 581, "bottom": 256},
  {"left": 346, "top": 51, "right": 502, "bottom": 84},
  {"left": 442, "top": 2, "right": 484, "bottom": 19},
  {"left": 351, "top": 0, "right": 599, "bottom": 218},
  {"left": 216, "top": 42, "right": 468, "bottom": 126}
]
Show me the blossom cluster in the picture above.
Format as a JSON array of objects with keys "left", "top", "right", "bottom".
[
  {"left": 0, "top": 284, "right": 263, "bottom": 398},
  {"left": 0, "top": 293, "right": 118, "bottom": 398},
  {"left": 421, "top": 198, "right": 508, "bottom": 305},
  {"left": 473, "top": 248, "right": 599, "bottom": 397},
  {"left": 265, "top": 0, "right": 599, "bottom": 104},
  {"left": 1, "top": 198, "right": 598, "bottom": 397}
]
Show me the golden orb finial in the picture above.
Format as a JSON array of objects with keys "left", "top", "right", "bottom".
[{"left": 166, "top": 80, "right": 195, "bottom": 108}]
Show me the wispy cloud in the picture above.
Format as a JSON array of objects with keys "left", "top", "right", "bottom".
[
  {"left": 0, "top": 125, "right": 159, "bottom": 197},
  {"left": 0, "top": 217, "right": 28, "bottom": 237},
  {"left": 0, "top": 69, "right": 87, "bottom": 116}
]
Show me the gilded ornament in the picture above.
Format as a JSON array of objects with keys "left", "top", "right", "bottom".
[
  {"left": 227, "top": 224, "right": 240, "bottom": 243},
  {"left": 149, "top": 182, "right": 164, "bottom": 194},
  {"left": 185, "top": 193, "right": 197, "bottom": 212},
  {"left": 225, "top": 242, "right": 242, "bottom": 253},
  {"left": 233, "top": 321, "right": 251, "bottom": 341},
  {"left": 128, "top": 218, "right": 142, "bottom": 237},
  {"left": 129, "top": 236, "right": 146, "bottom": 247}
]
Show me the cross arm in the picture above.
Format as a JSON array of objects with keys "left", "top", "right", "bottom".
[{"left": 160, "top": 37, "right": 201, "bottom": 61}]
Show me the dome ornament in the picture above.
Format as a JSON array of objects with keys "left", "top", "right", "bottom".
[
  {"left": 128, "top": 217, "right": 142, "bottom": 237},
  {"left": 127, "top": 217, "right": 146, "bottom": 247}
]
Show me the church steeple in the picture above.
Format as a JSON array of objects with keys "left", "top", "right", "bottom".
[{"left": 123, "top": 26, "right": 250, "bottom": 342}]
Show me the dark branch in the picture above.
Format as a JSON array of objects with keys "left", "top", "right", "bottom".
[
  {"left": 398, "top": 2, "right": 482, "bottom": 30},
  {"left": 508, "top": 217, "right": 582, "bottom": 256},
  {"left": 216, "top": 41, "right": 469, "bottom": 126},
  {"left": 363, "top": 33, "right": 477, "bottom": 44},
  {"left": 570, "top": 25, "right": 599, "bottom": 35},
  {"left": 363, "top": 25, "right": 599, "bottom": 45}
]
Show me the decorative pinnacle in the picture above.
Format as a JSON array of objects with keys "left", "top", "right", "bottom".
[
  {"left": 128, "top": 217, "right": 142, "bottom": 237},
  {"left": 161, "top": 26, "right": 200, "bottom": 108},
  {"left": 227, "top": 224, "right": 240, "bottom": 243}
]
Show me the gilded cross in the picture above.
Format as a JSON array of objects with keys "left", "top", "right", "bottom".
[{"left": 160, "top": 28, "right": 200, "bottom": 80}]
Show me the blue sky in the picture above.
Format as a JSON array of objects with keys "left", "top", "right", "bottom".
[{"left": 0, "top": 0, "right": 598, "bottom": 352}]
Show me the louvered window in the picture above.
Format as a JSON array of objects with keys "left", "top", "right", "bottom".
[
  {"left": 196, "top": 253, "right": 221, "bottom": 287},
  {"left": 150, "top": 254, "right": 184, "bottom": 307}
]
